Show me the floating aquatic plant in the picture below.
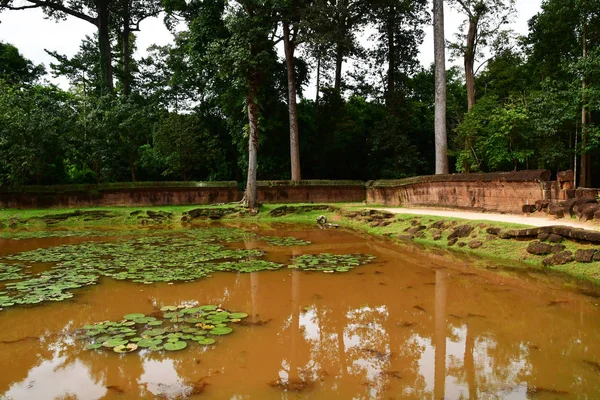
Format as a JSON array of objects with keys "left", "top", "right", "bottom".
[
  {"left": 0, "top": 263, "right": 27, "bottom": 282},
  {"left": 77, "top": 305, "right": 246, "bottom": 354},
  {"left": 0, "top": 227, "right": 376, "bottom": 310},
  {"left": 289, "top": 253, "right": 376, "bottom": 273},
  {"left": 0, "top": 265, "right": 98, "bottom": 308},
  {"left": 261, "top": 236, "right": 311, "bottom": 246}
]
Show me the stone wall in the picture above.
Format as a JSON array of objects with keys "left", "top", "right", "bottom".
[
  {"left": 0, "top": 180, "right": 365, "bottom": 208},
  {"left": 366, "top": 170, "right": 557, "bottom": 214},
  {"left": 0, "top": 172, "right": 577, "bottom": 213},
  {"left": 257, "top": 181, "right": 365, "bottom": 204},
  {"left": 0, "top": 182, "right": 241, "bottom": 209}
]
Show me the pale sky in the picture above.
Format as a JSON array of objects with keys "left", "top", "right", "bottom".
[{"left": 0, "top": 0, "right": 542, "bottom": 90}]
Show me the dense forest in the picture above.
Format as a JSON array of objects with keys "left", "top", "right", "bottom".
[{"left": 0, "top": 0, "right": 599, "bottom": 195}]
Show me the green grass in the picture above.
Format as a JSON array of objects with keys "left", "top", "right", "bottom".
[{"left": 1, "top": 203, "right": 599, "bottom": 284}]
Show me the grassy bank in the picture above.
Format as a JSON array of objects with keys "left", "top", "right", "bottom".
[{"left": 1, "top": 203, "right": 599, "bottom": 284}]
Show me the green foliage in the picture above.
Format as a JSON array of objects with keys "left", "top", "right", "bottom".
[
  {"left": 455, "top": 96, "right": 534, "bottom": 172},
  {"left": 0, "top": 42, "right": 44, "bottom": 84},
  {"left": 153, "top": 111, "right": 233, "bottom": 181},
  {"left": 289, "top": 253, "right": 376, "bottom": 272},
  {"left": 77, "top": 304, "right": 245, "bottom": 354},
  {"left": 4, "top": 0, "right": 600, "bottom": 185},
  {"left": 0, "top": 81, "right": 74, "bottom": 185}
]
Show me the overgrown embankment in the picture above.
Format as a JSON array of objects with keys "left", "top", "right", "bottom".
[{"left": 1, "top": 204, "right": 600, "bottom": 284}]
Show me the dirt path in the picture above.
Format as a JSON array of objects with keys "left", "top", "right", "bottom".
[{"left": 370, "top": 207, "right": 600, "bottom": 231}]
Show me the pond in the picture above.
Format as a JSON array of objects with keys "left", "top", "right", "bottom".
[{"left": 0, "top": 224, "right": 599, "bottom": 399}]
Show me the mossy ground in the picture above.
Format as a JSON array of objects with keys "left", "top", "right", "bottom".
[{"left": 1, "top": 203, "right": 599, "bottom": 285}]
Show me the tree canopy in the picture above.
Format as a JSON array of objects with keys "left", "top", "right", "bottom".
[{"left": 1, "top": 0, "right": 599, "bottom": 190}]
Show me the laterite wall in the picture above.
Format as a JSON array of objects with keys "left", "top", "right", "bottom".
[
  {"left": 257, "top": 181, "right": 365, "bottom": 204},
  {"left": 366, "top": 170, "right": 555, "bottom": 214},
  {"left": 0, "top": 183, "right": 241, "bottom": 209},
  {"left": 0, "top": 172, "right": 572, "bottom": 213}
]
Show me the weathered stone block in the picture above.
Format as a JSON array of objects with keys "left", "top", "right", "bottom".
[
  {"left": 522, "top": 204, "right": 537, "bottom": 213},
  {"left": 575, "top": 249, "right": 596, "bottom": 263},
  {"left": 448, "top": 225, "right": 474, "bottom": 240},
  {"left": 538, "top": 232, "right": 550, "bottom": 241},
  {"left": 551, "top": 251, "right": 574, "bottom": 265},
  {"left": 535, "top": 199, "right": 550, "bottom": 212},
  {"left": 527, "top": 242, "right": 553, "bottom": 256},
  {"left": 469, "top": 240, "right": 483, "bottom": 249},
  {"left": 548, "top": 234, "right": 564, "bottom": 243}
]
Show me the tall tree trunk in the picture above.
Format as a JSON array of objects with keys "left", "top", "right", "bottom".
[
  {"left": 245, "top": 74, "right": 260, "bottom": 209},
  {"left": 433, "top": 0, "right": 448, "bottom": 174},
  {"left": 315, "top": 56, "right": 321, "bottom": 104},
  {"left": 580, "top": 24, "right": 590, "bottom": 187},
  {"left": 385, "top": 5, "right": 395, "bottom": 106},
  {"left": 334, "top": 42, "right": 343, "bottom": 92},
  {"left": 121, "top": 0, "right": 132, "bottom": 97},
  {"left": 464, "top": 16, "right": 478, "bottom": 111},
  {"left": 97, "top": 0, "right": 114, "bottom": 93},
  {"left": 283, "top": 22, "right": 301, "bottom": 182}
]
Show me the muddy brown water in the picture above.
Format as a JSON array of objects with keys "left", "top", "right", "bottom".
[{"left": 0, "top": 225, "right": 600, "bottom": 399}]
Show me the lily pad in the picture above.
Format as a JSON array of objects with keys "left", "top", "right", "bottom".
[
  {"left": 102, "top": 338, "right": 128, "bottom": 348},
  {"left": 113, "top": 343, "right": 138, "bottom": 353},
  {"left": 137, "top": 338, "right": 162, "bottom": 348},
  {"left": 209, "top": 327, "right": 233, "bottom": 335},
  {"left": 143, "top": 328, "right": 166, "bottom": 337},
  {"left": 289, "top": 253, "right": 376, "bottom": 273},
  {"left": 123, "top": 313, "right": 145, "bottom": 320},
  {"left": 261, "top": 236, "right": 312, "bottom": 246},
  {"left": 164, "top": 341, "right": 187, "bottom": 351},
  {"left": 76, "top": 304, "right": 246, "bottom": 354}
]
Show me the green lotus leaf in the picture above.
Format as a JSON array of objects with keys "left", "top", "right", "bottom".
[
  {"left": 133, "top": 317, "right": 156, "bottom": 324},
  {"left": 123, "top": 313, "right": 145, "bottom": 320},
  {"left": 209, "top": 327, "right": 233, "bottom": 335},
  {"left": 86, "top": 343, "right": 103, "bottom": 350},
  {"left": 164, "top": 341, "right": 187, "bottom": 351},
  {"left": 137, "top": 338, "right": 162, "bottom": 348},
  {"left": 102, "top": 338, "right": 128, "bottom": 348},
  {"left": 196, "top": 338, "right": 216, "bottom": 345},
  {"left": 142, "top": 328, "right": 165, "bottom": 336},
  {"left": 228, "top": 312, "right": 248, "bottom": 319},
  {"left": 113, "top": 343, "right": 138, "bottom": 353},
  {"left": 148, "top": 320, "right": 163, "bottom": 326},
  {"left": 148, "top": 345, "right": 164, "bottom": 351},
  {"left": 160, "top": 306, "right": 178, "bottom": 312}
]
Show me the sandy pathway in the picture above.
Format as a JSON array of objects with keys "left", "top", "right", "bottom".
[{"left": 369, "top": 207, "right": 600, "bottom": 231}]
